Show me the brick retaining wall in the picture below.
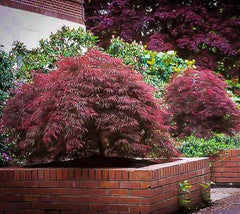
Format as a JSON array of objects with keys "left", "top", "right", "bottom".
[
  {"left": 211, "top": 149, "right": 240, "bottom": 185},
  {"left": 0, "top": 157, "right": 209, "bottom": 214}
]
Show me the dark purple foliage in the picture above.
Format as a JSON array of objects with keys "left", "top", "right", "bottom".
[{"left": 85, "top": 0, "right": 240, "bottom": 79}]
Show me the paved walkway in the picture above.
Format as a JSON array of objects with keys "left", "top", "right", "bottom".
[
  {"left": 211, "top": 188, "right": 240, "bottom": 202},
  {"left": 194, "top": 188, "right": 240, "bottom": 214},
  {"left": 216, "top": 206, "right": 240, "bottom": 214}
]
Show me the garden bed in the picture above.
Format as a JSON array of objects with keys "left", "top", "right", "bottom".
[
  {"left": 0, "top": 157, "right": 209, "bottom": 214},
  {"left": 26, "top": 156, "right": 174, "bottom": 168},
  {"left": 210, "top": 149, "right": 240, "bottom": 186}
]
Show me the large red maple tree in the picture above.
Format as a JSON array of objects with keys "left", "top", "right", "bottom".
[{"left": 1, "top": 50, "right": 177, "bottom": 163}]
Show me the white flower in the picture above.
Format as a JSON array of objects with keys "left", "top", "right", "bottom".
[
  {"left": 12, "top": 63, "right": 18, "bottom": 70},
  {"left": 167, "top": 50, "right": 175, "bottom": 55},
  {"left": 157, "top": 52, "right": 164, "bottom": 58},
  {"left": 81, "top": 47, "right": 88, "bottom": 54}
]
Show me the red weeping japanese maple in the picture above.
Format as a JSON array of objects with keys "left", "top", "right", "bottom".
[
  {"left": 1, "top": 49, "right": 177, "bottom": 163},
  {"left": 164, "top": 69, "right": 240, "bottom": 138}
]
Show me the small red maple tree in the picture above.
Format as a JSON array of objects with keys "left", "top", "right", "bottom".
[
  {"left": 1, "top": 49, "right": 177, "bottom": 163},
  {"left": 164, "top": 69, "right": 240, "bottom": 138}
]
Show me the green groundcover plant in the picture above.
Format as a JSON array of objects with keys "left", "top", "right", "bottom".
[{"left": 177, "top": 134, "right": 240, "bottom": 157}]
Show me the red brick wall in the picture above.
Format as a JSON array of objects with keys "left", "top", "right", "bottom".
[
  {"left": 0, "top": 158, "right": 210, "bottom": 214},
  {"left": 211, "top": 149, "right": 240, "bottom": 184},
  {"left": 0, "top": 0, "right": 85, "bottom": 24}
]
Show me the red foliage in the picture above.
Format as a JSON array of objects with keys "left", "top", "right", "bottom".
[
  {"left": 164, "top": 69, "right": 240, "bottom": 138},
  {"left": 1, "top": 49, "right": 177, "bottom": 163}
]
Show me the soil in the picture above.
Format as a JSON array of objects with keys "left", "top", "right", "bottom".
[
  {"left": 25, "top": 156, "right": 176, "bottom": 168},
  {"left": 193, "top": 192, "right": 240, "bottom": 214}
]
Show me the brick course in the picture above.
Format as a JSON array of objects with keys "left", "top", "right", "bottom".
[
  {"left": 0, "top": 158, "right": 210, "bottom": 214},
  {"left": 0, "top": 0, "right": 85, "bottom": 24},
  {"left": 211, "top": 149, "right": 240, "bottom": 185}
]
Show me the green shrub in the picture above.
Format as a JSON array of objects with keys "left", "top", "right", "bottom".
[
  {"left": 0, "top": 134, "right": 26, "bottom": 167},
  {"left": 5, "top": 30, "right": 192, "bottom": 99},
  {"left": 0, "top": 46, "right": 15, "bottom": 112},
  {"left": 108, "top": 37, "right": 195, "bottom": 97},
  {"left": 11, "top": 26, "right": 98, "bottom": 77},
  {"left": 177, "top": 134, "right": 240, "bottom": 157},
  {"left": 0, "top": 46, "right": 17, "bottom": 166},
  {"left": 179, "top": 180, "right": 193, "bottom": 213},
  {"left": 1, "top": 26, "right": 98, "bottom": 102},
  {"left": 225, "top": 78, "right": 240, "bottom": 106}
]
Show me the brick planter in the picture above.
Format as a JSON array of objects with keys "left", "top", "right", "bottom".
[
  {"left": 211, "top": 149, "right": 240, "bottom": 185},
  {"left": 0, "top": 157, "right": 209, "bottom": 214}
]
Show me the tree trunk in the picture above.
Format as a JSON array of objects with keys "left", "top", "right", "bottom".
[{"left": 97, "top": 133, "right": 105, "bottom": 157}]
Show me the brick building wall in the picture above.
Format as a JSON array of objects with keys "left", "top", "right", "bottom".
[
  {"left": 0, "top": 0, "right": 85, "bottom": 51},
  {"left": 0, "top": 0, "right": 85, "bottom": 24}
]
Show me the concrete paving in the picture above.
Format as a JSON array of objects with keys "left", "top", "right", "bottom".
[
  {"left": 194, "top": 188, "right": 240, "bottom": 214},
  {"left": 211, "top": 188, "right": 240, "bottom": 214},
  {"left": 211, "top": 188, "right": 240, "bottom": 202},
  {"left": 216, "top": 206, "right": 240, "bottom": 214}
]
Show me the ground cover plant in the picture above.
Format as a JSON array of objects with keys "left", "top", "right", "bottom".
[
  {"left": 177, "top": 134, "right": 240, "bottom": 157},
  {"left": 1, "top": 49, "right": 177, "bottom": 164},
  {"left": 164, "top": 68, "right": 240, "bottom": 138}
]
